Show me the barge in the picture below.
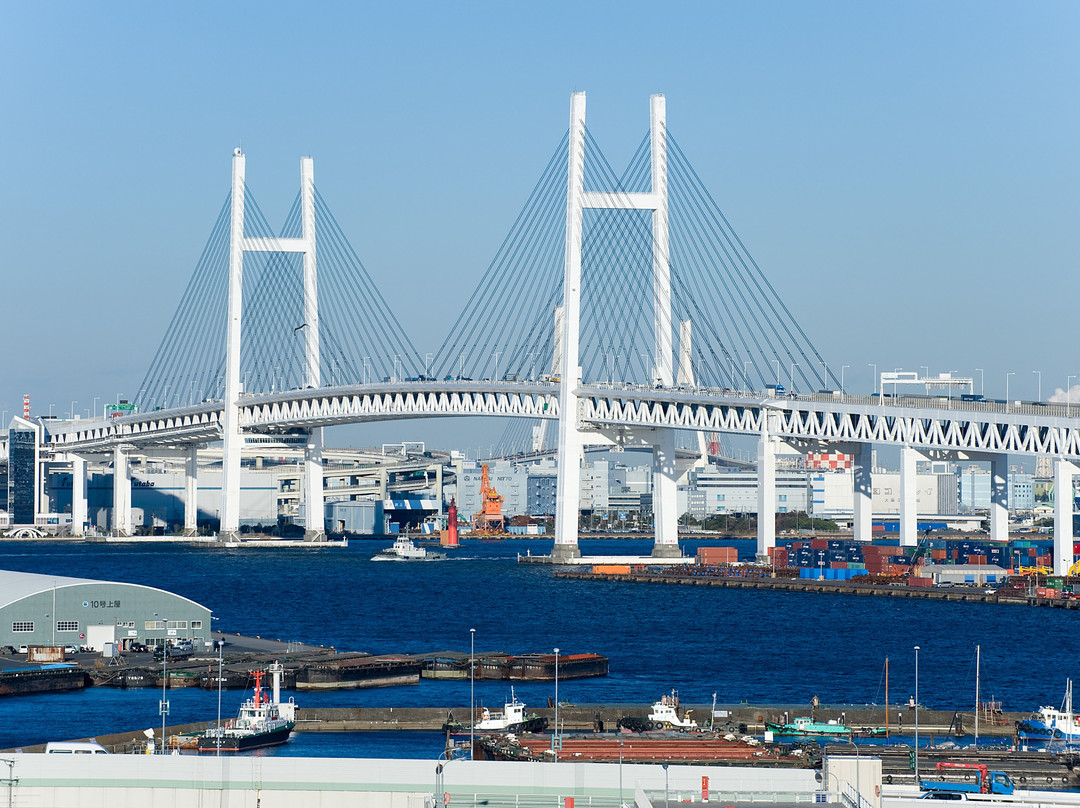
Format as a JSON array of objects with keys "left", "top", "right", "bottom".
[
  {"left": 295, "top": 655, "right": 422, "bottom": 690},
  {"left": 479, "top": 653, "right": 608, "bottom": 681},
  {"left": 0, "top": 665, "right": 86, "bottom": 696},
  {"left": 473, "top": 731, "right": 817, "bottom": 766}
]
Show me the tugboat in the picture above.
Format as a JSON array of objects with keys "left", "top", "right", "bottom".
[
  {"left": 617, "top": 690, "right": 699, "bottom": 732},
  {"left": 371, "top": 534, "right": 447, "bottom": 561},
  {"left": 1017, "top": 679, "right": 1080, "bottom": 744},
  {"left": 196, "top": 662, "right": 295, "bottom": 753},
  {"left": 444, "top": 688, "right": 548, "bottom": 734}
]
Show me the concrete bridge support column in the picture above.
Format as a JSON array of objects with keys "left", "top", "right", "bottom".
[
  {"left": 552, "top": 91, "right": 586, "bottom": 562},
  {"left": 1054, "top": 458, "right": 1076, "bottom": 577},
  {"left": 70, "top": 455, "right": 86, "bottom": 537},
  {"left": 219, "top": 147, "right": 246, "bottom": 541},
  {"left": 651, "top": 428, "right": 681, "bottom": 557},
  {"left": 183, "top": 447, "right": 198, "bottom": 536},
  {"left": 989, "top": 454, "right": 1009, "bottom": 543},
  {"left": 899, "top": 445, "right": 919, "bottom": 547},
  {"left": 304, "top": 428, "right": 325, "bottom": 541},
  {"left": 851, "top": 443, "right": 873, "bottom": 543},
  {"left": 112, "top": 446, "right": 131, "bottom": 537},
  {"left": 756, "top": 424, "right": 778, "bottom": 558}
]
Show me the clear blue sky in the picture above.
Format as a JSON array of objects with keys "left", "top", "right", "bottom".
[{"left": 2, "top": 1, "right": 1077, "bottom": 450}]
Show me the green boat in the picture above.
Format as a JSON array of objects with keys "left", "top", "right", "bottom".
[{"left": 765, "top": 716, "right": 886, "bottom": 738}]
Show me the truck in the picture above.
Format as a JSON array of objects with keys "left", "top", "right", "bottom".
[{"left": 920, "top": 763, "right": 1014, "bottom": 796}]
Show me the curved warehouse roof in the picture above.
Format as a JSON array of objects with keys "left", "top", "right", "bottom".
[{"left": 0, "top": 569, "right": 209, "bottom": 611}]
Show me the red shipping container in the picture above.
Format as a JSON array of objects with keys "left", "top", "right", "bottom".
[
  {"left": 771, "top": 549, "right": 790, "bottom": 568},
  {"left": 967, "top": 554, "right": 987, "bottom": 565},
  {"left": 810, "top": 539, "right": 828, "bottom": 550},
  {"left": 907, "top": 577, "right": 932, "bottom": 587},
  {"left": 698, "top": 547, "right": 737, "bottom": 565}
]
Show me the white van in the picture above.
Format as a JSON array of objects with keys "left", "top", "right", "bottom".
[{"left": 44, "top": 741, "right": 109, "bottom": 754}]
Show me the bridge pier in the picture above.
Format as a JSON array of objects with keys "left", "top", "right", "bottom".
[
  {"left": 304, "top": 428, "right": 326, "bottom": 541},
  {"left": 70, "top": 455, "right": 87, "bottom": 537},
  {"left": 182, "top": 446, "right": 198, "bottom": 536},
  {"left": 899, "top": 445, "right": 920, "bottom": 547},
  {"left": 989, "top": 454, "right": 1009, "bottom": 543},
  {"left": 1054, "top": 458, "right": 1076, "bottom": 576},
  {"left": 851, "top": 443, "right": 873, "bottom": 543},
  {"left": 651, "top": 429, "right": 681, "bottom": 558},
  {"left": 112, "top": 446, "right": 131, "bottom": 537},
  {"left": 756, "top": 424, "right": 778, "bottom": 558}
]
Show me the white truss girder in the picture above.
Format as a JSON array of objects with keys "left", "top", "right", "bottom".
[
  {"left": 40, "top": 383, "right": 1080, "bottom": 461},
  {"left": 575, "top": 388, "right": 1080, "bottom": 459}
]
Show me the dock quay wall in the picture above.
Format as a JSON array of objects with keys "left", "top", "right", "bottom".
[
  {"left": 297, "top": 704, "right": 1017, "bottom": 735},
  {"left": 0, "top": 753, "right": 818, "bottom": 808},
  {"left": 3, "top": 704, "right": 1022, "bottom": 754},
  {"left": 558, "top": 570, "right": 1080, "bottom": 608}
]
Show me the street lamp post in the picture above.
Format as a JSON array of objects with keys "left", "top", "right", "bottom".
[
  {"left": 773, "top": 360, "right": 781, "bottom": 388},
  {"left": 1006, "top": 372, "right": 1014, "bottom": 411},
  {"left": 975, "top": 368, "right": 984, "bottom": 396},
  {"left": 663, "top": 762, "right": 670, "bottom": 808},
  {"left": 160, "top": 617, "right": 170, "bottom": 754},
  {"left": 869, "top": 363, "right": 878, "bottom": 397},
  {"left": 790, "top": 362, "right": 799, "bottom": 393},
  {"left": 914, "top": 645, "right": 921, "bottom": 781},
  {"left": 1034, "top": 370, "right": 1042, "bottom": 403},
  {"left": 743, "top": 361, "right": 752, "bottom": 391},
  {"left": 1069, "top": 376, "right": 1075, "bottom": 418},
  {"left": 841, "top": 365, "right": 849, "bottom": 401},
  {"left": 618, "top": 739, "right": 625, "bottom": 807},
  {"left": 554, "top": 647, "right": 560, "bottom": 761},
  {"left": 470, "top": 628, "right": 475, "bottom": 760},
  {"left": 216, "top": 636, "right": 223, "bottom": 755}
]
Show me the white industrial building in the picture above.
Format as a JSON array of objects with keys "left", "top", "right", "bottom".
[{"left": 0, "top": 569, "right": 212, "bottom": 651}]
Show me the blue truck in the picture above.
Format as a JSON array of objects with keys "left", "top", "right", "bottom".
[{"left": 920, "top": 764, "right": 1015, "bottom": 796}]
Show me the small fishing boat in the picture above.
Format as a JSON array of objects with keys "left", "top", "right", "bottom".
[
  {"left": 196, "top": 662, "right": 296, "bottom": 753},
  {"left": 445, "top": 688, "right": 548, "bottom": 734},
  {"left": 372, "top": 534, "right": 447, "bottom": 561},
  {"left": 765, "top": 716, "right": 852, "bottom": 738},
  {"left": 1017, "top": 679, "right": 1080, "bottom": 743},
  {"left": 617, "top": 690, "right": 700, "bottom": 732}
]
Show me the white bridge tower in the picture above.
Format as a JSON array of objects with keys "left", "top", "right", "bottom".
[
  {"left": 553, "top": 92, "right": 681, "bottom": 560},
  {"left": 221, "top": 150, "right": 325, "bottom": 541}
]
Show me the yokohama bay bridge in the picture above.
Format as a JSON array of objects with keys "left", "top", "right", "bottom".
[{"left": 23, "top": 92, "right": 1080, "bottom": 574}]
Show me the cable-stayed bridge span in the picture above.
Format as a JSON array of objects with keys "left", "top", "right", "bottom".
[{"left": 18, "top": 92, "right": 1080, "bottom": 575}]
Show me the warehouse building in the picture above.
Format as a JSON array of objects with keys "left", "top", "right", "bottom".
[{"left": 0, "top": 570, "right": 212, "bottom": 651}]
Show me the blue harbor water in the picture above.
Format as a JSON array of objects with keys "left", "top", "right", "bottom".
[{"left": 0, "top": 537, "right": 1074, "bottom": 754}]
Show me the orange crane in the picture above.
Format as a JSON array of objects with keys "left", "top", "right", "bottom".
[{"left": 472, "top": 464, "right": 505, "bottom": 534}]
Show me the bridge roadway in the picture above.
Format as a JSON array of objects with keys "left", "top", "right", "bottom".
[
  {"left": 34, "top": 380, "right": 1080, "bottom": 572},
  {"left": 42, "top": 381, "right": 1080, "bottom": 458}
]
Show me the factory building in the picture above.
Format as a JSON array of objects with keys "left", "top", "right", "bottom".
[{"left": 0, "top": 569, "right": 212, "bottom": 651}]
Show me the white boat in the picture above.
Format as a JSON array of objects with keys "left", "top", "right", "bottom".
[
  {"left": 648, "top": 689, "right": 698, "bottom": 730},
  {"left": 372, "top": 534, "right": 447, "bottom": 561},
  {"left": 469, "top": 688, "right": 548, "bottom": 733},
  {"left": 197, "top": 662, "right": 296, "bottom": 753},
  {"left": 1017, "top": 679, "right": 1080, "bottom": 743}
]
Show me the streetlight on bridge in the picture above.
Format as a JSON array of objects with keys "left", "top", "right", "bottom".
[
  {"left": 841, "top": 365, "right": 849, "bottom": 402},
  {"left": 1033, "top": 370, "right": 1042, "bottom": 402}
]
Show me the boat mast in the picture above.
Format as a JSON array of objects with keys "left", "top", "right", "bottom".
[
  {"left": 885, "top": 657, "right": 889, "bottom": 738},
  {"left": 1067, "top": 679, "right": 1074, "bottom": 745},
  {"left": 975, "top": 644, "right": 980, "bottom": 747}
]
